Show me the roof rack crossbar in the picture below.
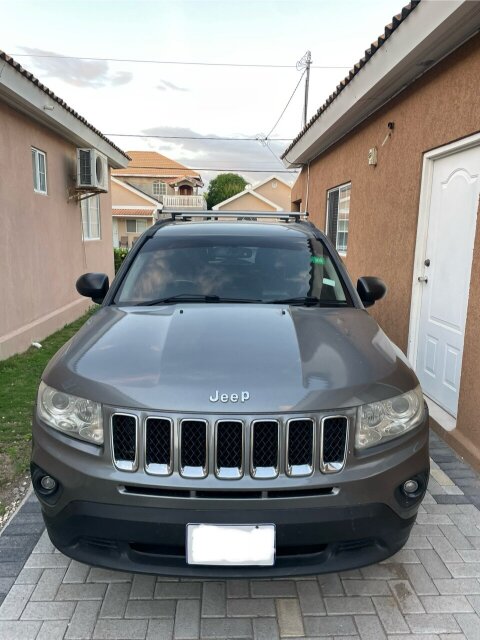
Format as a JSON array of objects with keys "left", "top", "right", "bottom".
[{"left": 168, "top": 211, "right": 309, "bottom": 222}]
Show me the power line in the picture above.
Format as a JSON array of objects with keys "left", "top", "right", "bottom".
[
  {"left": 9, "top": 52, "right": 350, "bottom": 70},
  {"left": 106, "top": 133, "right": 293, "bottom": 142},
  {"left": 266, "top": 69, "right": 306, "bottom": 139},
  {"left": 114, "top": 165, "right": 298, "bottom": 173}
]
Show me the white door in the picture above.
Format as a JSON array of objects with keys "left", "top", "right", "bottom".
[
  {"left": 416, "top": 144, "right": 480, "bottom": 416},
  {"left": 112, "top": 218, "right": 119, "bottom": 248}
]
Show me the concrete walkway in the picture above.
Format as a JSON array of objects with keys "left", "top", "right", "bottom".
[{"left": 1, "top": 431, "right": 480, "bottom": 640}]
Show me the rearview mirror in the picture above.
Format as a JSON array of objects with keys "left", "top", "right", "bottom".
[
  {"left": 76, "top": 273, "right": 109, "bottom": 304},
  {"left": 357, "top": 276, "right": 387, "bottom": 308}
]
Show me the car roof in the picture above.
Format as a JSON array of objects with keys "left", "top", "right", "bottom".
[{"left": 153, "top": 220, "right": 320, "bottom": 240}]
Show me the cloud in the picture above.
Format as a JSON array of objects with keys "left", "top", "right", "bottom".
[
  {"left": 157, "top": 79, "right": 188, "bottom": 92},
  {"left": 18, "top": 47, "right": 132, "bottom": 88},
  {"left": 140, "top": 125, "right": 298, "bottom": 187}
]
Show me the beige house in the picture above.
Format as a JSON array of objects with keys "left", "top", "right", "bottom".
[
  {"left": 283, "top": 2, "right": 480, "bottom": 468},
  {"left": 0, "top": 51, "right": 129, "bottom": 360},
  {"left": 212, "top": 175, "right": 292, "bottom": 212},
  {"left": 111, "top": 151, "right": 205, "bottom": 247}
]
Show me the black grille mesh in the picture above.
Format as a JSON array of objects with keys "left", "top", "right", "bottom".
[
  {"left": 217, "top": 422, "right": 242, "bottom": 469},
  {"left": 112, "top": 415, "right": 136, "bottom": 462},
  {"left": 146, "top": 418, "right": 171, "bottom": 467},
  {"left": 181, "top": 421, "right": 207, "bottom": 469},
  {"left": 323, "top": 417, "right": 348, "bottom": 463},
  {"left": 252, "top": 421, "right": 278, "bottom": 468},
  {"left": 288, "top": 419, "right": 314, "bottom": 467}
]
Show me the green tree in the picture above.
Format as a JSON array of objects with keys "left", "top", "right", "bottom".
[{"left": 205, "top": 173, "right": 247, "bottom": 210}]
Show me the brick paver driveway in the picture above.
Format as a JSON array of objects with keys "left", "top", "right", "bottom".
[{"left": 1, "top": 431, "right": 480, "bottom": 640}]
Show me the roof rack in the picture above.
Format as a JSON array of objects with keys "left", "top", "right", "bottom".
[{"left": 167, "top": 211, "right": 309, "bottom": 223}]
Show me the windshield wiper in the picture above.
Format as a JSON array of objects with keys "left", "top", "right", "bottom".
[
  {"left": 136, "top": 294, "right": 261, "bottom": 306},
  {"left": 266, "top": 296, "right": 347, "bottom": 307}
]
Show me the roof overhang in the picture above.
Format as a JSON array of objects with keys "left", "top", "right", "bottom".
[
  {"left": 0, "top": 59, "right": 128, "bottom": 168},
  {"left": 283, "top": 0, "right": 480, "bottom": 166}
]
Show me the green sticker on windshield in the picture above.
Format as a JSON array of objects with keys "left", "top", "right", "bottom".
[{"left": 310, "top": 256, "right": 325, "bottom": 265}]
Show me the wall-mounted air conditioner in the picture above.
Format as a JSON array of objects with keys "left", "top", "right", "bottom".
[{"left": 76, "top": 148, "right": 108, "bottom": 192}]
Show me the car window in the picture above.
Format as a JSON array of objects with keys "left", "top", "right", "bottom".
[{"left": 114, "top": 232, "right": 352, "bottom": 305}]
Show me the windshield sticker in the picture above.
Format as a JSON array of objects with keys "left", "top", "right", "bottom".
[
  {"left": 310, "top": 256, "right": 325, "bottom": 265},
  {"left": 322, "top": 277, "right": 336, "bottom": 287}
]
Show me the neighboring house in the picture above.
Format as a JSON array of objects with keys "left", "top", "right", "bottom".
[
  {"left": 282, "top": 1, "right": 480, "bottom": 467},
  {"left": 111, "top": 150, "right": 205, "bottom": 247},
  {"left": 0, "top": 51, "right": 129, "bottom": 359},
  {"left": 212, "top": 175, "right": 292, "bottom": 212}
]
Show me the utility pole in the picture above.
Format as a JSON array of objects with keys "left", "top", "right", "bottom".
[{"left": 297, "top": 51, "right": 312, "bottom": 129}]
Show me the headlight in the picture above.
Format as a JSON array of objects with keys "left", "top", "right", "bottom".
[
  {"left": 37, "top": 381, "right": 103, "bottom": 445},
  {"left": 356, "top": 385, "right": 424, "bottom": 449}
]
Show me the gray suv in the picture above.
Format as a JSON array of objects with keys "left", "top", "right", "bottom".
[{"left": 31, "top": 212, "right": 429, "bottom": 577}]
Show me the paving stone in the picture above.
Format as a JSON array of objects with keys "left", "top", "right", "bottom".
[
  {"left": 406, "top": 613, "right": 461, "bottom": 633},
  {"left": 0, "top": 620, "right": 42, "bottom": 640},
  {"left": 32, "top": 531, "right": 56, "bottom": 554},
  {"left": 253, "top": 617, "right": 280, "bottom": 640},
  {"left": 317, "top": 573, "right": 344, "bottom": 596},
  {"left": 201, "top": 581, "right": 226, "bottom": 617},
  {"left": 0, "top": 576, "right": 15, "bottom": 596},
  {"left": 434, "top": 578, "right": 480, "bottom": 595},
  {"left": 446, "top": 563, "right": 480, "bottom": 578},
  {"left": 458, "top": 550, "right": 480, "bottom": 563},
  {"left": 227, "top": 598, "right": 275, "bottom": 617},
  {"left": 125, "top": 599, "right": 176, "bottom": 619},
  {"left": 412, "top": 524, "right": 443, "bottom": 537},
  {"left": 56, "top": 582, "right": 107, "bottom": 600},
  {"left": 324, "top": 596, "right": 374, "bottom": 615},
  {"left": 343, "top": 579, "right": 390, "bottom": 596},
  {"left": 0, "top": 561, "right": 31, "bottom": 577},
  {"left": 420, "top": 595, "right": 473, "bottom": 613},
  {"left": 65, "top": 601, "right": 102, "bottom": 640},
  {"left": 24, "top": 553, "right": 70, "bottom": 569},
  {"left": 296, "top": 580, "right": 325, "bottom": 616},
  {"left": 130, "top": 574, "right": 156, "bottom": 599},
  {"left": 276, "top": 598, "right": 304, "bottom": 637},
  {"left": 0, "top": 535, "right": 36, "bottom": 550},
  {"left": 155, "top": 581, "right": 202, "bottom": 599},
  {"left": 303, "top": 615, "right": 356, "bottom": 636},
  {"left": 428, "top": 535, "right": 463, "bottom": 563},
  {"left": 372, "top": 596, "right": 410, "bottom": 634},
  {"left": 30, "top": 568, "right": 66, "bottom": 601},
  {"left": 93, "top": 618, "right": 148, "bottom": 639},
  {"left": 382, "top": 549, "right": 420, "bottom": 564},
  {"left": 416, "top": 550, "right": 452, "bottom": 579},
  {"left": 99, "top": 583, "right": 130, "bottom": 618},
  {"left": 14, "top": 567, "right": 43, "bottom": 584},
  {"left": 0, "top": 583, "right": 35, "bottom": 620},
  {"left": 389, "top": 580, "right": 425, "bottom": 613},
  {"left": 174, "top": 599, "right": 200, "bottom": 639},
  {"left": 455, "top": 612, "right": 480, "bottom": 640},
  {"left": 20, "top": 600, "right": 75, "bottom": 620},
  {"left": 63, "top": 561, "right": 90, "bottom": 584},
  {"left": 449, "top": 515, "right": 480, "bottom": 537},
  {"left": 404, "top": 536, "right": 433, "bottom": 550},
  {"left": 354, "top": 615, "right": 387, "bottom": 640},
  {"left": 87, "top": 568, "right": 132, "bottom": 583},
  {"left": 200, "top": 617, "right": 253, "bottom": 639},
  {"left": 251, "top": 580, "right": 296, "bottom": 598},
  {"left": 360, "top": 564, "right": 407, "bottom": 580},
  {"left": 439, "top": 524, "right": 473, "bottom": 550},
  {"left": 37, "top": 620, "right": 69, "bottom": 640},
  {"left": 404, "top": 564, "right": 439, "bottom": 595},
  {"left": 147, "top": 619, "right": 174, "bottom": 640},
  {"left": 436, "top": 493, "right": 469, "bottom": 502},
  {"left": 227, "top": 580, "right": 250, "bottom": 598}
]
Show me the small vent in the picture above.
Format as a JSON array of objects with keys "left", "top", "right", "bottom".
[
  {"left": 145, "top": 418, "right": 172, "bottom": 475},
  {"left": 321, "top": 416, "right": 348, "bottom": 473},
  {"left": 78, "top": 149, "right": 91, "bottom": 185},
  {"left": 216, "top": 421, "right": 243, "bottom": 479},
  {"left": 287, "top": 419, "right": 314, "bottom": 476},
  {"left": 180, "top": 420, "right": 207, "bottom": 478},
  {"left": 112, "top": 414, "right": 137, "bottom": 471},
  {"left": 251, "top": 421, "right": 279, "bottom": 479}
]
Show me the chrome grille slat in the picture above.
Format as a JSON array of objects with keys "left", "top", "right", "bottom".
[
  {"left": 320, "top": 416, "right": 348, "bottom": 474},
  {"left": 286, "top": 418, "right": 314, "bottom": 477},
  {"left": 180, "top": 419, "right": 207, "bottom": 478},
  {"left": 111, "top": 413, "right": 138, "bottom": 472},
  {"left": 215, "top": 421, "right": 244, "bottom": 479},
  {"left": 145, "top": 417, "right": 173, "bottom": 476},
  {"left": 251, "top": 420, "right": 279, "bottom": 479}
]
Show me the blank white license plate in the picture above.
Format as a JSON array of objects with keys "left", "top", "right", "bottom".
[{"left": 186, "top": 524, "right": 275, "bottom": 566}]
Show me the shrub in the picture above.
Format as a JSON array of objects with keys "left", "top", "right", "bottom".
[{"left": 114, "top": 248, "right": 129, "bottom": 273}]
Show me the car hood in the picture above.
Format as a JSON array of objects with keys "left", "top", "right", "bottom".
[{"left": 44, "top": 305, "right": 418, "bottom": 413}]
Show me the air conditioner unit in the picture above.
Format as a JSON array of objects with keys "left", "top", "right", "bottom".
[{"left": 76, "top": 148, "right": 108, "bottom": 192}]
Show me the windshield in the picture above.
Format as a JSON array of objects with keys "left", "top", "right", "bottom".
[{"left": 114, "top": 231, "right": 352, "bottom": 306}]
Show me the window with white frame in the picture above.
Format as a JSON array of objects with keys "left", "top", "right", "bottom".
[
  {"left": 81, "top": 195, "right": 101, "bottom": 240},
  {"left": 326, "top": 183, "right": 351, "bottom": 254},
  {"left": 126, "top": 219, "right": 148, "bottom": 233},
  {"left": 31, "top": 147, "right": 47, "bottom": 194},
  {"left": 152, "top": 181, "right": 167, "bottom": 196}
]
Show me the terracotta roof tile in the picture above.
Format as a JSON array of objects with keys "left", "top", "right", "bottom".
[
  {"left": 112, "top": 208, "right": 155, "bottom": 217},
  {"left": 0, "top": 50, "right": 129, "bottom": 161},
  {"left": 281, "top": 0, "right": 421, "bottom": 160},
  {"left": 112, "top": 151, "right": 201, "bottom": 179}
]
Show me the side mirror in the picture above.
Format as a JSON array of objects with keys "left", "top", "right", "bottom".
[
  {"left": 357, "top": 276, "right": 387, "bottom": 308},
  {"left": 76, "top": 272, "right": 109, "bottom": 304}
]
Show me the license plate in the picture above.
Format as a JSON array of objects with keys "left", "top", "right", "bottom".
[{"left": 186, "top": 524, "right": 275, "bottom": 566}]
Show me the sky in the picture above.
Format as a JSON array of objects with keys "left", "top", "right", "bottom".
[{"left": 1, "top": 0, "right": 406, "bottom": 187}]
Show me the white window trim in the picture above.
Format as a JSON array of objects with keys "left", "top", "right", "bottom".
[
  {"left": 81, "top": 195, "right": 101, "bottom": 241},
  {"left": 326, "top": 182, "right": 351, "bottom": 256},
  {"left": 153, "top": 180, "right": 167, "bottom": 196},
  {"left": 126, "top": 218, "right": 148, "bottom": 234},
  {"left": 32, "top": 147, "right": 48, "bottom": 195}
]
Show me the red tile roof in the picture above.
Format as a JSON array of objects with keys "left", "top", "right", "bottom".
[
  {"left": 112, "top": 208, "right": 155, "bottom": 217},
  {"left": 111, "top": 151, "right": 201, "bottom": 179}
]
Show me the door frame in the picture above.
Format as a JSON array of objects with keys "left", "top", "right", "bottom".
[{"left": 407, "top": 131, "right": 480, "bottom": 401}]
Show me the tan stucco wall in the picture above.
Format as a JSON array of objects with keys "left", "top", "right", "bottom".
[
  {"left": 111, "top": 179, "right": 153, "bottom": 206},
  {"left": 255, "top": 180, "right": 292, "bottom": 211},
  {"left": 217, "top": 191, "right": 277, "bottom": 211},
  {"left": 116, "top": 217, "right": 153, "bottom": 247},
  {"left": 121, "top": 177, "right": 175, "bottom": 197},
  {"left": 0, "top": 100, "right": 114, "bottom": 359},
  {"left": 291, "top": 34, "right": 480, "bottom": 468}
]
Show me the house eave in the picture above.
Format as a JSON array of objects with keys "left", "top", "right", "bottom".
[
  {"left": 283, "top": 0, "right": 480, "bottom": 167},
  {"left": 0, "top": 62, "right": 129, "bottom": 168}
]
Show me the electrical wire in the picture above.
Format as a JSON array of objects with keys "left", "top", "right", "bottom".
[
  {"left": 114, "top": 165, "right": 298, "bottom": 173},
  {"left": 106, "top": 133, "right": 293, "bottom": 141},
  {"left": 266, "top": 69, "right": 306, "bottom": 139},
  {"left": 9, "top": 53, "right": 349, "bottom": 70}
]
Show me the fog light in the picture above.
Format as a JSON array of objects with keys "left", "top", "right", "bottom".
[
  {"left": 403, "top": 479, "right": 419, "bottom": 494},
  {"left": 40, "top": 475, "right": 56, "bottom": 491}
]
